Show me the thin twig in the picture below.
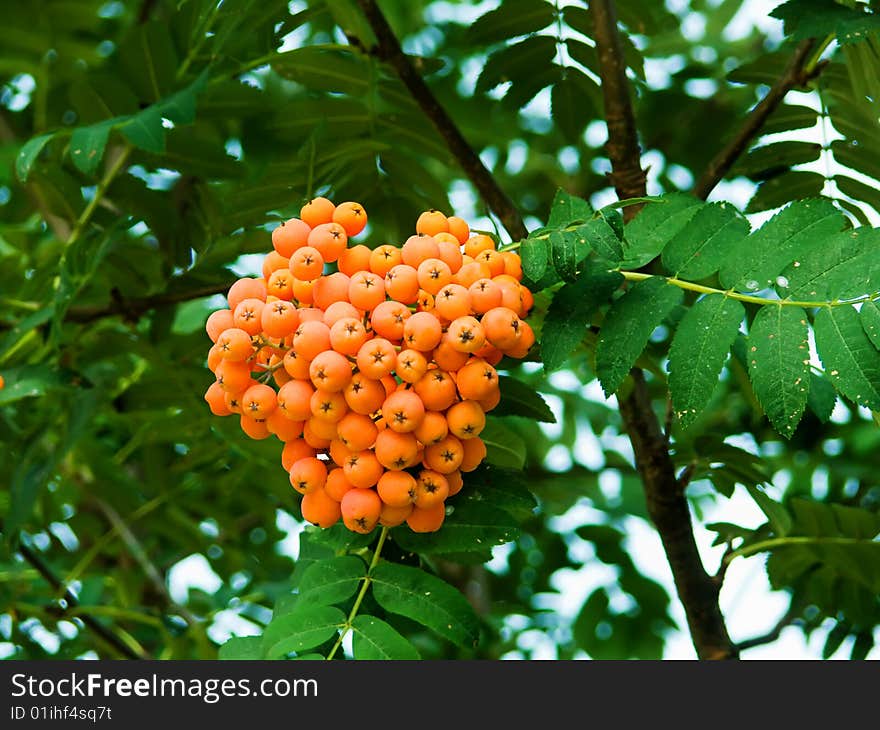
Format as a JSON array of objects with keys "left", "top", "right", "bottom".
[
  {"left": 736, "top": 607, "right": 800, "bottom": 651},
  {"left": 692, "top": 39, "right": 822, "bottom": 200},
  {"left": 354, "top": 0, "right": 527, "bottom": 241}
]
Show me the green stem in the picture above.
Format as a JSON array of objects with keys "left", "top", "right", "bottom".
[
  {"left": 64, "top": 145, "right": 131, "bottom": 249},
  {"left": 326, "top": 526, "right": 389, "bottom": 660},
  {"left": 725, "top": 535, "right": 870, "bottom": 562}
]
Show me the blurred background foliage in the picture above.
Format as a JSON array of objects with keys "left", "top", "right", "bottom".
[{"left": 1, "top": 0, "right": 878, "bottom": 660}]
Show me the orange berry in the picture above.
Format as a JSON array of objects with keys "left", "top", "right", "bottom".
[
  {"left": 289, "top": 456, "right": 328, "bottom": 495},
  {"left": 454, "top": 261, "right": 491, "bottom": 289},
  {"left": 413, "top": 369, "right": 457, "bottom": 411},
  {"left": 379, "top": 502, "right": 414, "bottom": 527},
  {"left": 206, "top": 309, "right": 234, "bottom": 342},
  {"left": 310, "top": 389, "right": 348, "bottom": 422},
  {"left": 207, "top": 343, "right": 224, "bottom": 372},
  {"left": 382, "top": 390, "right": 426, "bottom": 433},
  {"left": 293, "top": 320, "right": 332, "bottom": 360},
  {"left": 446, "top": 316, "right": 486, "bottom": 353},
  {"left": 406, "top": 502, "right": 446, "bottom": 532},
  {"left": 371, "top": 300, "right": 411, "bottom": 341},
  {"left": 416, "top": 209, "right": 449, "bottom": 236},
  {"left": 323, "top": 301, "right": 362, "bottom": 328},
  {"left": 396, "top": 349, "right": 428, "bottom": 384},
  {"left": 414, "top": 410, "right": 449, "bottom": 445},
  {"left": 281, "top": 438, "right": 316, "bottom": 471},
  {"left": 227, "top": 278, "right": 267, "bottom": 312},
  {"left": 337, "top": 244, "right": 372, "bottom": 276},
  {"left": 348, "top": 270, "right": 386, "bottom": 311},
  {"left": 312, "top": 271, "right": 351, "bottom": 310},
  {"left": 475, "top": 342, "right": 504, "bottom": 366},
  {"left": 381, "top": 374, "right": 398, "bottom": 398},
  {"left": 267, "top": 268, "right": 294, "bottom": 300},
  {"left": 205, "top": 381, "right": 232, "bottom": 416},
  {"left": 447, "top": 469, "right": 464, "bottom": 496},
  {"left": 415, "top": 470, "right": 449, "bottom": 508},
  {"left": 240, "top": 414, "right": 271, "bottom": 440},
  {"left": 308, "top": 222, "right": 348, "bottom": 263},
  {"left": 343, "top": 450, "right": 384, "bottom": 488},
  {"left": 478, "top": 388, "right": 502, "bottom": 412},
  {"left": 262, "top": 250, "right": 290, "bottom": 279},
  {"left": 520, "top": 286, "right": 534, "bottom": 315},
  {"left": 501, "top": 251, "right": 523, "bottom": 279},
  {"left": 336, "top": 412, "right": 379, "bottom": 452},
  {"left": 344, "top": 373, "right": 386, "bottom": 415},
  {"left": 242, "top": 383, "right": 277, "bottom": 418},
  {"left": 292, "top": 277, "right": 315, "bottom": 306},
  {"left": 332, "top": 201, "right": 368, "bottom": 237},
  {"left": 329, "top": 317, "right": 369, "bottom": 356},
  {"left": 261, "top": 300, "right": 300, "bottom": 339},
  {"left": 505, "top": 320, "right": 535, "bottom": 358},
  {"left": 303, "top": 419, "right": 333, "bottom": 449},
  {"left": 329, "top": 439, "right": 353, "bottom": 469},
  {"left": 224, "top": 390, "right": 245, "bottom": 414},
  {"left": 272, "top": 218, "right": 311, "bottom": 257},
  {"left": 468, "top": 278, "right": 503, "bottom": 314},
  {"left": 299, "top": 307, "right": 325, "bottom": 322},
  {"left": 300, "top": 197, "right": 336, "bottom": 228},
  {"left": 481, "top": 306, "right": 522, "bottom": 350},
  {"left": 433, "top": 335, "right": 470, "bottom": 371},
  {"left": 341, "top": 488, "right": 382, "bottom": 534},
  {"left": 232, "top": 298, "right": 265, "bottom": 336},
  {"left": 464, "top": 233, "right": 495, "bottom": 259},
  {"left": 374, "top": 429, "right": 420, "bottom": 470},
  {"left": 447, "top": 216, "right": 470, "bottom": 244},
  {"left": 283, "top": 348, "right": 312, "bottom": 380},
  {"left": 446, "top": 400, "right": 486, "bottom": 440},
  {"left": 436, "top": 238, "right": 464, "bottom": 273},
  {"left": 356, "top": 338, "right": 397, "bottom": 379},
  {"left": 216, "top": 360, "right": 252, "bottom": 393},
  {"left": 301, "top": 487, "right": 342, "bottom": 528},
  {"left": 377, "top": 470, "right": 418, "bottom": 507},
  {"left": 216, "top": 328, "right": 253, "bottom": 362},
  {"left": 434, "top": 284, "right": 471, "bottom": 321},
  {"left": 460, "top": 436, "right": 487, "bottom": 472},
  {"left": 456, "top": 359, "right": 498, "bottom": 401},
  {"left": 265, "top": 409, "right": 304, "bottom": 441},
  {"left": 401, "top": 234, "right": 440, "bottom": 268},
  {"left": 325, "top": 467, "right": 355, "bottom": 502},
  {"left": 403, "top": 311, "right": 442, "bottom": 351},
  {"left": 290, "top": 246, "right": 324, "bottom": 281},
  {"left": 384, "top": 264, "right": 420, "bottom": 304},
  {"left": 309, "top": 350, "right": 353, "bottom": 392},
  {"left": 416, "top": 258, "right": 453, "bottom": 295},
  {"left": 476, "top": 249, "right": 505, "bottom": 277},
  {"left": 424, "top": 435, "right": 464, "bottom": 474},
  {"left": 417, "top": 289, "right": 435, "bottom": 312},
  {"left": 369, "top": 245, "right": 402, "bottom": 277}
]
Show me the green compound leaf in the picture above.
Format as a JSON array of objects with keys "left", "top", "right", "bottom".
[
  {"left": 494, "top": 375, "right": 555, "bottom": 422},
  {"left": 661, "top": 201, "right": 750, "bottom": 280},
  {"left": 861, "top": 300, "right": 880, "bottom": 350},
  {"left": 481, "top": 418, "right": 526, "bottom": 469},
  {"left": 16, "top": 133, "right": 56, "bottom": 182},
  {"left": 549, "top": 229, "right": 578, "bottom": 282},
  {"left": 547, "top": 187, "right": 593, "bottom": 228},
  {"left": 351, "top": 615, "right": 420, "bottom": 660},
  {"left": 807, "top": 372, "right": 838, "bottom": 422},
  {"left": 218, "top": 636, "right": 263, "bottom": 660},
  {"left": 370, "top": 562, "right": 480, "bottom": 649},
  {"left": 580, "top": 215, "right": 624, "bottom": 264},
  {"left": 466, "top": 0, "right": 555, "bottom": 46},
  {"left": 814, "top": 305, "right": 880, "bottom": 411},
  {"left": 720, "top": 199, "right": 845, "bottom": 292},
  {"left": 621, "top": 193, "right": 703, "bottom": 269},
  {"left": 296, "top": 555, "right": 365, "bottom": 607},
  {"left": 746, "top": 306, "right": 811, "bottom": 438},
  {"left": 69, "top": 120, "right": 117, "bottom": 177},
  {"left": 520, "top": 236, "right": 548, "bottom": 282},
  {"left": 668, "top": 294, "right": 745, "bottom": 429},
  {"left": 596, "top": 277, "right": 683, "bottom": 396},
  {"left": 262, "top": 604, "right": 345, "bottom": 659},
  {"left": 542, "top": 270, "right": 623, "bottom": 373}
]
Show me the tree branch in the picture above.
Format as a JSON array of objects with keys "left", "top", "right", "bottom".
[
  {"left": 354, "top": 0, "right": 528, "bottom": 242},
  {"left": 692, "top": 39, "right": 821, "bottom": 200},
  {"left": 591, "top": 0, "right": 737, "bottom": 660},
  {"left": 736, "top": 606, "right": 800, "bottom": 651},
  {"left": 16, "top": 541, "right": 150, "bottom": 660}
]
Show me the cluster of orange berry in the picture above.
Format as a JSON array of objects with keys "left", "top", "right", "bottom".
[{"left": 204, "top": 197, "right": 534, "bottom": 534}]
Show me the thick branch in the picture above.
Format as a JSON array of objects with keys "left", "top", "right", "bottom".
[
  {"left": 693, "top": 39, "right": 820, "bottom": 200},
  {"left": 16, "top": 542, "right": 150, "bottom": 660},
  {"left": 354, "top": 0, "right": 528, "bottom": 241},
  {"left": 591, "top": 0, "right": 737, "bottom": 659}
]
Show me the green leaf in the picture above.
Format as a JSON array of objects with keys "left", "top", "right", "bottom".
[
  {"left": 834, "top": 174, "right": 880, "bottom": 216},
  {"left": 668, "top": 294, "right": 745, "bottom": 428},
  {"left": 763, "top": 103, "right": 820, "bottom": 135},
  {"left": 861, "top": 300, "right": 880, "bottom": 350},
  {"left": 16, "top": 133, "right": 55, "bottom": 182},
  {"left": 466, "top": 0, "right": 555, "bottom": 45},
  {"left": 771, "top": 0, "right": 880, "bottom": 45},
  {"left": 745, "top": 171, "right": 825, "bottom": 214},
  {"left": 580, "top": 215, "right": 624, "bottom": 264},
  {"left": 296, "top": 555, "right": 365, "bottom": 607},
  {"left": 746, "top": 306, "right": 811, "bottom": 438},
  {"left": 621, "top": 193, "right": 703, "bottom": 268},
  {"left": 721, "top": 198, "right": 845, "bottom": 292},
  {"left": 121, "top": 106, "right": 166, "bottom": 154},
  {"left": 69, "top": 120, "right": 116, "bottom": 177},
  {"left": 118, "top": 21, "right": 178, "bottom": 103},
  {"left": 542, "top": 270, "right": 624, "bottom": 373},
  {"left": 262, "top": 604, "right": 345, "bottom": 659},
  {"left": 551, "top": 70, "right": 599, "bottom": 144},
  {"left": 814, "top": 305, "right": 880, "bottom": 410},
  {"left": 520, "top": 237, "right": 549, "bottom": 282},
  {"left": 547, "top": 187, "right": 593, "bottom": 228},
  {"left": 351, "top": 615, "right": 420, "bottom": 660},
  {"left": 0, "top": 365, "right": 60, "bottom": 406},
  {"left": 596, "top": 277, "right": 683, "bottom": 396},
  {"left": 272, "top": 45, "right": 371, "bottom": 96},
  {"left": 743, "top": 484, "right": 793, "bottom": 537},
  {"left": 661, "top": 201, "right": 750, "bottom": 280},
  {"left": 807, "top": 372, "right": 838, "bottom": 422},
  {"left": 733, "top": 141, "right": 822, "bottom": 178},
  {"left": 481, "top": 418, "right": 527, "bottom": 469},
  {"left": 476, "top": 36, "right": 558, "bottom": 97},
  {"left": 549, "top": 229, "right": 579, "bottom": 281},
  {"left": 219, "top": 636, "right": 263, "bottom": 660},
  {"left": 779, "top": 228, "right": 880, "bottom": 301},
  {"left": 370, "top": 563, "right": 479, "bottom": 649},
  {"left": 493, "top": 375, "right": 555, "bottom": 422}
]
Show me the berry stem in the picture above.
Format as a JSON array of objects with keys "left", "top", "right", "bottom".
[{"left": 325, "top": 525, "right": 390, "bottom": 660}]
